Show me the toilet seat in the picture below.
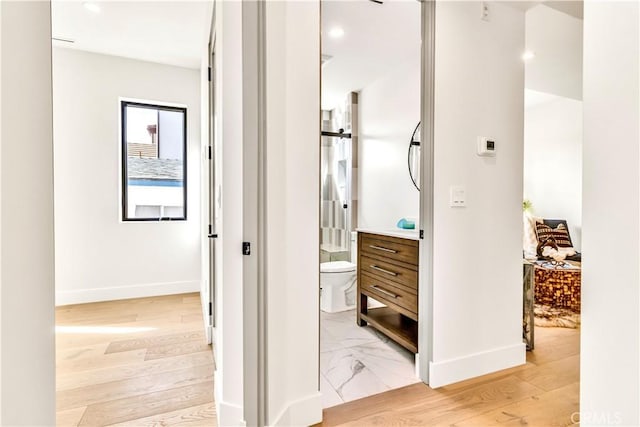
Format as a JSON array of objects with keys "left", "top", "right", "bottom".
[{"left": 320, "top": 261, "right": 356, "bottom": 273}]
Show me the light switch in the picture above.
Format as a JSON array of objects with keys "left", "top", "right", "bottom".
[{"left": 450, "top": 186, "right": 466, "bottom": 207}]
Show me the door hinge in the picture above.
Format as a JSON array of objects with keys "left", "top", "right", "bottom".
[
  {"left": 243, "top": 242, "right": 251, "bottom": 256},
  {"left": 208, "top": 66, "right": 212, "bottom": 82},
  {"left": 207, "top": 146, "right": 212, "bottom": 160},
  {"left": 419, "top": 229, "right": 424, "bottom": 240},
  {"left": 208, "top": 302, "right": 213, "bottom": 316}
]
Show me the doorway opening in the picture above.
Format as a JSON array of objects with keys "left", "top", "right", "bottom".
[
  {"left": 521, "top": 0, "right": 583, "bottom": 408},
  {"left": 51, "top": 1, "right": 216, "bottom": 425},
  {"left": 319, "top": 0, "right": 422, "bottom": 407}
]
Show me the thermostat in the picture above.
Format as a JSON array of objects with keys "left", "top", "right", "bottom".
[{"left": 477, "top": 137, "right": 496, "bottom": 156}]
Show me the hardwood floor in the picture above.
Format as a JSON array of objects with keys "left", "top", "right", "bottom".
[
  {"left": 56, "top": 293, "right": 216, "bottom": 427},
  {"left": 320, "top": 326, "right": 580, "bottom": 426},
  {"left": 58, "top": 294, "right": 578, "bottom": 426}
]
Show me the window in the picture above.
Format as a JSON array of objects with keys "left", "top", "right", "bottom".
[{"left": 121, "top": 101, "right": 187, "bottom": 221}]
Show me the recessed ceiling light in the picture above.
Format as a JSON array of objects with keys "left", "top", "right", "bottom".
[
  {"left": 83, "top": 2, "right": 101, "bottom": 13},
  {"left": 522, "top": 51, "right": 536, "bottom": 61},
  {"left": 328, "top": 27, "right": 345, "bottom": 39}
]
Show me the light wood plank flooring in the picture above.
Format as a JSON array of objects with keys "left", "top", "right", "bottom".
[
  {"left": 320, "top": 326, "right": 580, "bottom": 426},
  {"left": 56, "top": 293, "right": 216, "bottom": 426}
]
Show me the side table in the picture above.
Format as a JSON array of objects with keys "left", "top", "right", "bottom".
[{"left": 523, "top": 260, "right": 535, "bottom": 350}]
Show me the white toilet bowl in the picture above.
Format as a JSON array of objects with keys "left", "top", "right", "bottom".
[{"left": 320, "top": 261, "right": 357, "bottom": 313}]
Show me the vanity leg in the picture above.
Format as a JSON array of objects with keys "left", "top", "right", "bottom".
[{"left": 357, "top": 293, "right": 368, "bottom": 326}]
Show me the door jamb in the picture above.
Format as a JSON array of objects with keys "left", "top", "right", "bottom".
[
  {"left": 242, "top": 1, "right": 268, "bottom": 425},
  {"left": 418, "top": 0, "right": 435, "bottom": 384}
]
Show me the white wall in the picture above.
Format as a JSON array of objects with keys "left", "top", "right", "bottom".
[
  {"left": 0, "top": 2, "right": 2, "bottom": 417},
  {"left": 428, "top": 1, "right": 526, "bottom": 387},
  {"left": 359, "top": 57, "right": 421, "bottom": 229},
  {"left": 0, "top": 4, "right": 3, "bottom": 419},
  {"left": 525, "top": 4, "right": 583, "bottom": 100},
  {"left": 524, "top": 90, "right": 583, "bottom": 250},
  {"left": 213, "top": 1, "right": 245, "bottom": 425},
  {"left": 0, "top": 1, "right": 56, "bottom": 423},
  {"left": 52, "top": 48, "right": 201, "bottom": 305},
  {"left": 264, "top": 1, "right": 322, "bottom": 425},
  {"left": 581, "top": 1, "right": 639, "bottom": 425}
]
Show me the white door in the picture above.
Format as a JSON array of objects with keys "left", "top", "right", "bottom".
[{"left": 202, "top": 38, "right": 217, "bottom": 345}]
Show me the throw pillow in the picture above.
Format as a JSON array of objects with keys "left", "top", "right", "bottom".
[{"left": 535, "top": 222, "right": 573, "bottom": 248}]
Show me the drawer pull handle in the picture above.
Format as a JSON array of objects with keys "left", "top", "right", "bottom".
[
  {"left": 369, "top": 245, "right": 397, "bottom": 254},
  {"left": 370, "top": 265, "right": 398, "bottom": 276},
  {"left": 371, "top": 285, "right": 398, "bottom": 299}
]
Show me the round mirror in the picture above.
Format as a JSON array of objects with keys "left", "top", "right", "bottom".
[{"left": 408, "top": 122, "right": 420, "bottom": 191}]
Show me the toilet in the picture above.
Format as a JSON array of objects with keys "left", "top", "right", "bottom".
[
  {"left": 320, "top": 261, "right": 356, "bottom": 313},
  {"left": 320, "top": 233, "right": 357, "bottom": 313}
]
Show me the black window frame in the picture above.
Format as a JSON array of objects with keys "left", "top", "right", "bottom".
[{"left": 121, "top": 100, "right": 188, "bottom": 222}]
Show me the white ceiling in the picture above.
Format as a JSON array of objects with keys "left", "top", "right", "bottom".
[
  {"left": 543, "top": 1, "right": 583, "bottom": 19},
  {"left": 321, "top": 0, "right": 582, "bottom": 111},
  {"left": 321, "top": 0, "right": 421, "bottom": 111},
  {"left": 506, "top": 0, "right": 583, "bottom": 19},
  {"left": 51, "top": 1, "right": 210, "bottom": 69}
]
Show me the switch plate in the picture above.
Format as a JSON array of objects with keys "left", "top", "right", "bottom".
[{"left": 450, "top": 186, "right": 466, "bottom": 207}]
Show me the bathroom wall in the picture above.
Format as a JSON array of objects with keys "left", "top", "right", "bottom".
[
  {"left": 358, "top": 56, "right": 421, "bottom": 230},
  {"left": 321, "top": 93, "right": 358, "bottom": 262}
]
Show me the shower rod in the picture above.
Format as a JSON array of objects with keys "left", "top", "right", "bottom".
[{"left": 321, "top": 129, "right": 352, "bottom": 139}]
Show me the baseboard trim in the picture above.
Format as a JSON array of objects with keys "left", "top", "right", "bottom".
[
  {"left": 268, "top": 392, "right": 323, "bottom": 427},
  {"left": 429, "top": 342, "right": 526, "bottom": 388},
  {"left": 215, "top": 373, "right": 246, "bottom": 427},
  {"left": 55, "top": 280, "right": 200, "bottom": 306}
]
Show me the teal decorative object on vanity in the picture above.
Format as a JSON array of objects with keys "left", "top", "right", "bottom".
[{"left": 396, "top": 218, "right": 416, "bottom": 229}]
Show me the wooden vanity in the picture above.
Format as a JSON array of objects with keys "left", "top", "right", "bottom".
[{"left": 356, "top": 230, "right": 419, "bottom": 353}]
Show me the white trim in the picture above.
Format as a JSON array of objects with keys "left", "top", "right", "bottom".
[
  {"left": 428, "top": 343, "right": 526, "bottom": 388},
  {"left": 117, "top": 96, "right": 190, "bottom": 224},
  {"left": 55, "top": 280, "right": 200, "bottom": 306},
  {"left": 267, "top": 393, "right": 323, "bottom": 427},
  {"left": 118, "top": 96, "right": 189, "bottom": 110},
  {"left": 215, "top": 379, "right": 247, "bottom": 427},
  {"left": 242, "top": 1, "right": 267, "bottom": 424},
  {"left": 418, "top": 0, "right": 436, "bottom": 385}
]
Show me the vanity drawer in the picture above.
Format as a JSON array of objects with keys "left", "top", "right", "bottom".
[
  {"left": 359, "top": 255, "right": 418, "bottom": 290},
  {"left": 360, "top": 234, "right": 418, "bottom": 266},
  {"left": 360, "top": 273, "right": 417, "bottom": 319}
]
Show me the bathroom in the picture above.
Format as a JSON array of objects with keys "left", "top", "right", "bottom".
[{"left": 319, "top": 0, "right": 422, "bottom": 407}]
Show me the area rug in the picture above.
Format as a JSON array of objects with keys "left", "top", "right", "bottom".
[{"left": 534, "top": 304, "right": 581, "bottom": 328}]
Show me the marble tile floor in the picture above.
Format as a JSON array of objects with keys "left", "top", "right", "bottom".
[{"left": 320, "top": 309, "right": 418, "bottom": 408}]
